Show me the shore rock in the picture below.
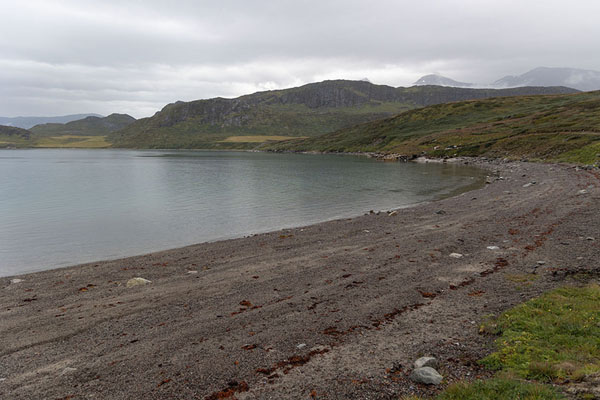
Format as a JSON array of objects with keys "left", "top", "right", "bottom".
[
  {"left": 414, "top": 357, "right": 437, "bottom": 369},
  {"left": 126, "top": 277, "right": 152, "bottom": 288},
  {"left": 410, "top": 367, "right": 443, "bottom": 385}
]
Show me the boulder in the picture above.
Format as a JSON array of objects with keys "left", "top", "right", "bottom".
[
  {"left": 414, "top": 356, "right": 438, "bottom": 369},
  {"left": 410, "top": 367, "right": 443, "bottom": 385},
  {"left": 126, "top": 277, "right": 152, "bottom": 288}
]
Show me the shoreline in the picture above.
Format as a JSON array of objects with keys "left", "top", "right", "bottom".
[
  {"left": 2, "top": 159, "right": 599, "bottom": 399},
  {"left": 0, "top": 152, "right": 487, "bottom": 279}
]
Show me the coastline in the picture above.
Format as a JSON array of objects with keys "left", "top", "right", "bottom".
[{"left": 1, "top": 158, "right": 599, "bottom": 399}]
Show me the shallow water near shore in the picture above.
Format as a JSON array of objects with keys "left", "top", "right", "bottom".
[{"left": 0, "top": 149, "right": 485, "bottom": 276}]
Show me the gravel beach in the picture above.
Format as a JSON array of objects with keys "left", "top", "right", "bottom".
[{"left": 1, "top": 159, "right": 599, "bottom": 399}]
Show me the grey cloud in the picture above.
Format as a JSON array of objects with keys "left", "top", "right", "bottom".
[{"left": 1, "top": 0, "right": 599, "bottom": 118}]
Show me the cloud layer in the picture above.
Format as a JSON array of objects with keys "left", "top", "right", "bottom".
[{"left": 1, "top": 0, "right": 599, "bottom": 118}]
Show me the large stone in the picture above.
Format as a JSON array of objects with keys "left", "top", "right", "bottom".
[
  {"left": 410, "top": 367, "right": 443, "bottom": 385},
  {"left": 414, "top": 356, "right": 438, "bottom": 369},
  {"left": 126, "top": 277, "right": 152, "bottom": 288}
]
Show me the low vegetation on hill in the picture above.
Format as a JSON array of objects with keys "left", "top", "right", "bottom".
[{"left": 267, "top": 91, "right": 600, "bottom": 164}]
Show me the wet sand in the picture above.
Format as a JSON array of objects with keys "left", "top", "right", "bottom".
[{"left": 1, "top": 159, "right": 599, "bottom": 399}]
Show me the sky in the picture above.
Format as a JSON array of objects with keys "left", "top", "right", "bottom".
[{"left": 1, "top": 0, "right": 599, "bottom": 118}]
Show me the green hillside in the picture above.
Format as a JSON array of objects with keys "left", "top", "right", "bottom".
[
  {"left": 109, "top": 80, "right": 576, "bottom": 149},
  {"left": 266, "top": 90, "right": 600, "bottom": 164},
  {"left": 0, "top": 125, "right": 32, "bottom": 147},
  {"left": 31, "top": 113, "right": 136, "bottom": 137}
]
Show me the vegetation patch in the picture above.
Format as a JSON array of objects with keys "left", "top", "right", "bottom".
[
  {"left": 34, "top": 135, "right": 111, "bottom": 148},
  {"left": 480, "top": 285, "right": 600, "bottom": 382},
  {"left": 432, "top": 377, "right": 562, "bottom": 400},
  {"left": 220, "top": 135, "right": 307, "bottom": 143}
]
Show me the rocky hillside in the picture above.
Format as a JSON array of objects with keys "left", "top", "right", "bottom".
[
  {"left": 31, "top": 113, "right": 136, "bottom": 137},
  {"left": 0, "top": 125, "right": 32, "bottom": 148},
  {"left": 109, "top": 80, "right": 577, "bottom": 149},
  {"left": 266, "top": 90, "right": 600, "bottom": 164}
]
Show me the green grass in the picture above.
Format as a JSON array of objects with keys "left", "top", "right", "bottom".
[
  {"left": 434, "top": 377, "right": 563, "bottom": 400},
  {"left": 480, "top": 285, "right": 600, "bottom": 382},
  {"left": 405, "top": 285, "right": 599, "bottom": 399},
  {"left": 34, "top": 135, "right": 111, "bottom": 148},
  {"left": 404, "top": 378, "right": 563, "bottom": 399}
]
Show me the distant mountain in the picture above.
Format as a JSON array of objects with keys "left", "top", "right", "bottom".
[
  {"left": 109, "top": 79, "right": 576, "bottom": 149},
  {"left": 414, "top": 74, "right": 474, "bottom": 88},
  {"left": 0, "top": 114, "right": 103, "bottom": 129},
  {"left": 493, "top": 67, "right": 600, "bottom": 91},
  {"left": 31, "top": 114, "right": 136, "bottom": 137}
]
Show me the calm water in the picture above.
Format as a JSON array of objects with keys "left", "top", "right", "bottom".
[{"left": 0, "top": 149, "right": 485, "bottom": 276}]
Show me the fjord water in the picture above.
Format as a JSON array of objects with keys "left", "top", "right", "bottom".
[{"left": 0, "top": 150, "right": 485, "bottom": 277}]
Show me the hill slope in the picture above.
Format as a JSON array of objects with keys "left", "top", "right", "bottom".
[
  {"left": 31, "top": 113, "right": 136, "bottom": 136},
  {"left": 266, "top": 91, "right": 600, "bottom": 164},
  {"left": 109, "top": 80, "right": 576, "bottom": 149},
  {"left": 0, "top": 125, "right": 32, "bottom": 147},
  {"left": 0, "top": 114, "right": 103, "bottom": 129}
]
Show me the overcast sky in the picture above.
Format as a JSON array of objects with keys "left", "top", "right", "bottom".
[{"left": 1, "top": 0, "right": 599, "bottom": 118}]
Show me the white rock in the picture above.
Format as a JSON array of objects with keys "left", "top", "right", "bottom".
[
  {"left": 388, "top": 211, "right": 398, "bottom": 216},
  {"left": 296, "top": 343, "right": 307, "bottom": 349},
  {"left": 10, "top": 279, "right": 23, "bottom": 284},
  {"left": 449, "top": 253, "right": 463, "bottom": 259},
  {"left": 486, "top": 246, "right": 500, "bottom": 250},
  {"left": 523, "top": 183, "right": 533, "bottom": 188},
  {"left": 410, "top": 367, "right": 443, "bottom": 385},
  {"left": 586, "top": 237, "right": 595, "bottom": 241},
  {"left": 187, "top": 270, "right": 198, "bottom": 274},
  {"left": 126, "top": 277, "right": 152, "bottom": 288},
  {"left": 537, "top": 261, "right": 546, "bottom": 265},
  {"left": 414, "top": 357, "right": 437, "bottom": 369},
  {"left": 578, "top": 189, "right": 588, "bottom": 195},
  {"left": 61, "top": 367, "right": 77, "bottom": 376}
]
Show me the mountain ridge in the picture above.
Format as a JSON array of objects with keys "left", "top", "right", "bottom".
[
  {"left": 415, "top": 67, "right": 600, "bottom": 92},
  {"left": 109, "top": 80, "right": 577, "bottom": 149},
  {"left": 0, "top": 114, "right": 103, "bottom": 130}
]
